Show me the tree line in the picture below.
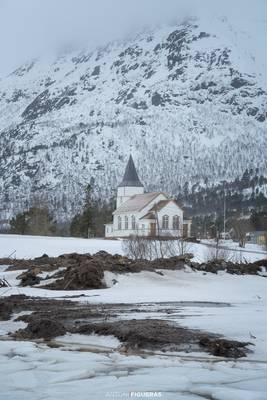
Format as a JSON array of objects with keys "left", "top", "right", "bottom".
[{"left": 8, "top": 184, "right": 114, "bottom": 238}]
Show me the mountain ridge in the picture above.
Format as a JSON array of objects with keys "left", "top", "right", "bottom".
[{"left": 0, "top": 15, "right": 267, "bottom": 220}]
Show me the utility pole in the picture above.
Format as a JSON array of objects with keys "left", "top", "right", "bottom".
[{"left": 223, "top": 183, "right": 226, "bottom": 240}]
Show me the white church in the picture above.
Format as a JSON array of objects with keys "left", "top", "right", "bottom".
[{"left": 105, "top": 156, "right": 192, "bottom": 238}]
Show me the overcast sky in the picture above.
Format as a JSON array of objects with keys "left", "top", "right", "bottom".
[{"left": 0, "top": 0, "right": 266, "bottom": 76}]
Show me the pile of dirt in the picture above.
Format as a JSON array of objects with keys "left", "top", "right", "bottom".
[
  {"left": 193, "top": 258, "right": 267, "bottom": 275},
  {"left": 44, "top": 260, "right": 105, "bottom": 290},
  {"left": 0, "top": 254, "right": 59, "bottom": 271},
  {"left": 14, "top": 318, "right": 66, "bottom": 340},
  {"left": 18, "top": 269, "right": 41, "bottom": 287},
  {"left": 5, "top": 251, "right": 191, "bottom": 273},
  {"left": 41, "top": 252, "right": 192, "bottom": 290},
  {"left": 74, "top": 319, "right": 251, "bottom": 358},
  {"left": 2, "top": 251, "right": 266, "bottom": 290}
]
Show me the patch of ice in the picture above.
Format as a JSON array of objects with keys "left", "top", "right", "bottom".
[{"left": 55, "top": 333, "right": 121, "bottom": 350}]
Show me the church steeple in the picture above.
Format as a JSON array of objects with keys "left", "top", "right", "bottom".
[
  {"left": 118, "top": 155, "right": 143, "bottom": 188},
  {"left": 116, "top": 155, "right": 144, "bottom": 208}
]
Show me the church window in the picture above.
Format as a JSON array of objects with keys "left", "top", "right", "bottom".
[
  {"left": 125, "top": 216, "right": 128, "bottom": 230},
  {"left": 131, "top": 215, "right": 136, "bottom": 230},
  {"left": 162, "top": 215, "right": 169, "bottom": 229},
  {"left": 173, "top": 215, "right": 180, "bottom": 230},
  {"left": 118, "top": 216, "right": 122, "bottom": 230}
]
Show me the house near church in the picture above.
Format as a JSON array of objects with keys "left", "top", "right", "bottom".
[{"left": 105, "top": 156, "right": 192, "bottom": 238}]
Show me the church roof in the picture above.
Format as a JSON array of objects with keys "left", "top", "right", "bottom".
[
  {"left": 149, "top": 199, "right": 182, "bottom": 212},
  {"left": 114, "top": 192, "right": 165, "bottom": 214},
  {"left": 140, "top": 212, "right": 156, "bottom": 220},
  {"left": 118, "top": 155, "right": 143, "bottom": 188},
  {"left": 149, "top": 200, "right": 171, "bottom": 212}
]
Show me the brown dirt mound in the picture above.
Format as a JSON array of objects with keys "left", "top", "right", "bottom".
[
  {"left": 194, "top": 258, "right": 267, "bottom": 275},
  {"left": 18, "top": 270, "right": 41, "bottom": 287},
  {"left": 44, "top": 261, "right": 105, "bottom": 290},
  {"left": 2, "top": 251, "right": 266, "bottom": 290}
]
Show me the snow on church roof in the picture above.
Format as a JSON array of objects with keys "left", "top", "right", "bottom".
[{"left": 114, "top": 192, "right": 164, "bottom": 214}]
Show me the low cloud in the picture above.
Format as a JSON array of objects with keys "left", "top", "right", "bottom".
[{"left": 0, "top": 0, "right": 265, "bottom": 75}]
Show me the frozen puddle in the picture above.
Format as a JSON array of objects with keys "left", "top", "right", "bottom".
[{"left": 53, "top": 333, "right": 121, "bottom": 352}]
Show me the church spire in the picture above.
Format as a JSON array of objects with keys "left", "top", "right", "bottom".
[{"left": 118, "top": 155, "right": 143, "bottom": 188}]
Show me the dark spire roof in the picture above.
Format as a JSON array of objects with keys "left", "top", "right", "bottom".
[{"left": 118, "top": 155, "right": 144, "bottom": 188}]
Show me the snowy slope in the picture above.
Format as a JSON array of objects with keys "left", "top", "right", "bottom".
[{"left": 0, "top": 11, "right": 267, "bottom": 220}]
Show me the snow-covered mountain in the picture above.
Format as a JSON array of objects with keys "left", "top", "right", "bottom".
[{"left": 0, "top": 13, "right": 267, "bottom": 220}]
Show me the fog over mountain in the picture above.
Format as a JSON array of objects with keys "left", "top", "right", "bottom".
[{"left": 0, "top": 0, "right": 266, "bottom": 75}]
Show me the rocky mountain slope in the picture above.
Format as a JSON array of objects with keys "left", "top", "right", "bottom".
[{"left": 0, "top": 14, "right": 267, "bottom": 220}]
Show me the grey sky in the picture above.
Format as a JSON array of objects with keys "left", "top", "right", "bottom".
[{"left": 0, "top": 0, "right": 265, "bottom": 76}]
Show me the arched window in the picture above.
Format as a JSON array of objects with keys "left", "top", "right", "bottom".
[
  {"left": 162, "top": 215, "right": 169, "bottom": 230},
  {"left": 125, "top": 215, "right": 128, "bottom": 230},
  {"left": 118, "top": 216, "right": 122, "bottom": 230},
  {"left": 131, "top": 215, "right": 136, "bottom": 230},
  {"left": 173, "top": 215, "right": 180, "bottom": 230}
]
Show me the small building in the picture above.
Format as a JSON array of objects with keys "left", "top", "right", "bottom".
[{"left": 105, "top": 155, "right": 191, "bottom": 238}]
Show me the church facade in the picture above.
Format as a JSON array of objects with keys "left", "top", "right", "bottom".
[{"left": 105, "top": 156, "right": 191, "bottom": 238}]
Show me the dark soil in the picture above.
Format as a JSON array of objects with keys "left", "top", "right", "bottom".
[
  {"left": 1, "top": 251, "right": 266, "bottom": 292},
  {"left": 0, "top": 300, "right": 13, "bottom": 320},
  {"left": 193, "top": 258, "right": 267, "bottom": 275},
  {"left": 18, "top": 270, "right": 41, "bottom": 286},
  {"left": 75, "top": 319, "right": 204, "bottom": 351},
  {"left": 46, "top": 261, "right": 105, "bottom": 290},
  {"left": 1, "top": 251, "right": 192, "bottom": 290},
  {"left": 15, "top": 318, "right": 66, "bottom": 340},
  {"left": 199, "top": 336, "right": 250, "bottom": 358},
  {"left": 74, "top": 319, "right": 251, "bottom": 358},
  {"left": 1, "top": 295, "right": 252, "bottom": 358}
]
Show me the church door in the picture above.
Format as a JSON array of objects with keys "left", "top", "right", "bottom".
[{"left": 150, "top": 223, "right": 156, "bottom": 237}]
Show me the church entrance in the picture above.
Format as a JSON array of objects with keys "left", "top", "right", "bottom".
[{"left": 150, "top": 223, "right": 157, "bottom": 237}]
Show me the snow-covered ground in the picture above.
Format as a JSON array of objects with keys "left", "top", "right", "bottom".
[
  {"left": 0, "top": 234, "right": 267, "bottom": 399},
  {"left": 201, "top": 239, "right": 267, "bottom": 257},
  {"left": 0, "top": 234, "right": 266, "bottom": 262},
  {"left": 0, "top": 234, "right": 123, "bottom": 259},
  {"left": 1, "top": 338, "right": 267, "bottom": 400}
]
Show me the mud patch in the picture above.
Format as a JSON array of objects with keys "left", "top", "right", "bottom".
[
  {"left": 0, "top": 301, "right": 13, "bottom": 321},
  {"left": 199, "top": 336, "right": 250, "bottom": 358},
  {"left": 74, "top": 319, "right": 251, "bottom": 358},
  {"left": 14, "top": 318, "right": 66, "bottom": 340},
  {"left": 1, "top": 295, "right": 251, "bottom": 358}
]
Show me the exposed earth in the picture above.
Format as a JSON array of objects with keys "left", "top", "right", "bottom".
[
  {"left": 1, "top": 250, "right": 266, "bottom": 291},
  {"left": 1, "top": 240, "right": 267, "bottom": 399},
  {"left": 0, "top": 295, "right": 251, "bottom": 359}
]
